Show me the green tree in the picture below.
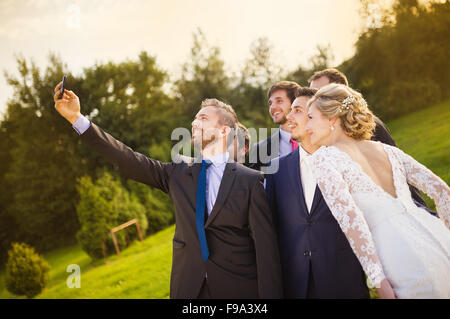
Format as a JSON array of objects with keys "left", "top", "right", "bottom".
[
  {"left": 126, "top": 180, "right": 174, "bottom": 235},
  {"left": 230, "top": 37, "right": 283, "bottom": 131},
  {"left": 76, "top": 171, "right": 148, "bottom": 259},
  {"left": 287, "top": 44, "right": 335, "bottom": 87},
  {"left": 342, "top": 0, "right": 449, "bottom": 119},
  {"left": 0, "top": 114, "right": 17, "bottom": 264},
  {"left": 175, "top": 29, "right": 232, "bottom": 124},
  {"left": 0, "top": 51, "right": 176, "bottom": 263},
  {"left": 80, "top": 51, "right": 175, "bottom": 154},
  {"left": 2, "top": 55, "right": 86, "bottom": 253}
]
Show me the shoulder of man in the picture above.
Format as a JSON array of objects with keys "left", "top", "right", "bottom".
[
  {"left": 372, "top": 115, "right": 396, "bottom": 146},
  {"left": 255, "top": 130, "right": 279, "bottom": 147},
  {"left": 266, "top": 148, "right": 295, "bottom": 177},
  {"left": 172, "top": 153, "right": 195, "bottom": 165},
  {"left": 249, "top": 130, "right": 279, "bottom": 157},
  {"left": 234, "top": 161, "right": 265, "bottom": 181}
]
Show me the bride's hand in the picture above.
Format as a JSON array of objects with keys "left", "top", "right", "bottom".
[{"left": 377, "top": 278, "right": 397, "bottom": 299}]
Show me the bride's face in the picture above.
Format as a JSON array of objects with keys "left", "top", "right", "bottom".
[{"left": 305, "top": 102, "right": 333, "bottom": 146}]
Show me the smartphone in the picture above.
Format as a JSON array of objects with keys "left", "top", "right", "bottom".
[{"left": 58, "top": 75, "right": 67, "bottom": 99}]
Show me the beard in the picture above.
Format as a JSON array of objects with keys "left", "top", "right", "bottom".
[
  {"left": 273, "top": 114, "right": 288, "bottom": 125},
  {"left": 191, "top": 134, "right": 217, "bottom": 151}
]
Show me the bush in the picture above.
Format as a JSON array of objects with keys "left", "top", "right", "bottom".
[
  {"left": 126, "top": 179, "right": 174, "bottom": 234},
  {"left": 5, "top": 242, "right": 50, "bottom": 298},
  {"left": 76, "top": 171, "right": 148, "bottom": 259}
]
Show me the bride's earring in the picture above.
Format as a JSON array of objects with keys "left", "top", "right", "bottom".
[{"left": 330, "top": 125, "right": 335, "bottom": 131}]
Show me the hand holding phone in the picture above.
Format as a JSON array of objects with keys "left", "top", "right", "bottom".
[
  {"left": 53, "top": 76, "right": 81, "bottom": 125},
  {"left": 58, "top": 75, "right": 67, "bottom": 99}
]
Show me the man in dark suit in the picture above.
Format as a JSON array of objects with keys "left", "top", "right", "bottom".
[
  {"left": 266, "top": 87, "right": 370, "bottom": 298},
  {"left": 249, "top": 81, "right": 301, "bottom": 173},
  {"left": 308, "top": 68, "right": 435, "bottom": 213},
  {"left": 53, "top": 83, "right": 283, "bottom": 299}
]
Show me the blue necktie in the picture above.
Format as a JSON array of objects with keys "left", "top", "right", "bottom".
[{"left": 196, "top": 159, "right": 212, "bottom": 261}]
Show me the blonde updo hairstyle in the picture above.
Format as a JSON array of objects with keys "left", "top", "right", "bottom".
[{"left": 307, "top": 83, "right": 376, "bottom": 140}]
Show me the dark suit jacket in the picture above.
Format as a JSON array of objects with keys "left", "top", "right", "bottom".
[
  {"left": 79, "top": 123, "right": 283, "bottom": 299},
  {"left": 265, "top": 149, "right": 370, "bottom": 299}
]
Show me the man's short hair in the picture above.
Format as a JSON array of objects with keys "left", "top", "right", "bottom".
[
  {"left": 294, "top": 87, "right": 318, "bottom": 98},
  {"left": 267, "top": 81, "right": 301, "bottom": 103},
  {"left": 200, "top": 98, "right": 238, "bottom": 128},
  {"left": 308, "top": 68, "right": 348, "bottom": 86}
]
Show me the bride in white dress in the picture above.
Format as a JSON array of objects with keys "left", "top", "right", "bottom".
[{"left": 304, "top": 83, "right": 450, "bottom": 299}]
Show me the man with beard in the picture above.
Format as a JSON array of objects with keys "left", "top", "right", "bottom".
[
  {"left": 53, "top": 82, "right": 282, "bottom": 299},
  {"left": 249, "top": 81, "right": 300, "bottom": 173},
  {"left": 176, "top": 121, "right": 250, "bottom": 165}
]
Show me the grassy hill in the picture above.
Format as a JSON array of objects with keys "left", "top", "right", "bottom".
[
  {"left": 0, "top": 100, "right": 448, "bottom": 299},
  {"left": 0, "top": 225, "right": 175, "bottom": 299},
  {"left": 387, "top": 99, "right": 450, "bottom": 209}
]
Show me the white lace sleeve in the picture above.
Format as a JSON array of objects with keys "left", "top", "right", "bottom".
[
  {"left": 388, "top": 145, "right": 450, "bottom": 229},
  {"left": 310, "top": 147, "right": 386, "bottom": 287}
]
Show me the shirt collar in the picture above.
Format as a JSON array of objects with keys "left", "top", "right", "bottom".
[
  {"left": 205, "top": 152, "right": 229, "bottom": 167},
  {"left": 279, "top": 127, "right": 292, "bottom": 143},
  {"left": 298, "top": 144, "right": 311, "bottom": 159}
]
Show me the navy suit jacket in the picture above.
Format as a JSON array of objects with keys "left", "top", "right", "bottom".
[{"left": 265, "top": 148, "right": 370, "bottom": 299}]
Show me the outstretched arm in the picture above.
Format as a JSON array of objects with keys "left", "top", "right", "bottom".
[
  {"left": 53, "top": 82, "right": 174, "bottom": 193},
  {"left": 389, "top": 145, "right": 450, "bottom": 228}
]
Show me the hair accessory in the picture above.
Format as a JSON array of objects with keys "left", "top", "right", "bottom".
[
  {"left": 340, "top": 95, "right": 368, "bottom": 113},
  {"left": 340, "top": 96, "right": 354, "bottom": 112}
]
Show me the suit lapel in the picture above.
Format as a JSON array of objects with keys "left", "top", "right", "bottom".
[
  {"left": 187, "top": 158, "right": 202, "bottom": 190},
  {"left": 297, "top": 149, "right": 323, "bottom": 216},
  {"left": 309, "top": 185, "right": 323, "bottom": 216},
  {"left": 289, "top": 149, "right": 309, "bottom": 217},
  {"left": 204, "top": 162, "right": 237, "bottom": 228}
]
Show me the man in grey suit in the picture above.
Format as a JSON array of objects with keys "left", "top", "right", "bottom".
[
  {"left": 53, "top": 82, "right": 283, "bottom": 299},
  {"left": 249, "top": 81, "right": 300, "bottom": 173}
]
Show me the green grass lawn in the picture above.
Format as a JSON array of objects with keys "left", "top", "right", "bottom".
[
  {"left": 386, "top": 99, "right": 450, "bottom": 209},
  {"left": 0, "top": 225, "right": 175, "bottom": 299},
  {"left": 0, "top": 100, "right": 448, "bottom": 299}
]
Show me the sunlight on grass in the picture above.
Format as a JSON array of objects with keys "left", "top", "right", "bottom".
[
  {"left": 387, "top": 99, "right": 450, "bottom": 209},
  {"left": 0, "top": 225, "right": 175, "bottom": 299}
]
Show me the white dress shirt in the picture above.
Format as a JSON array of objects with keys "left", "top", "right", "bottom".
[
  {"left": 203, "top": 152, "right": 229, "bottom": 280},
  {"left": 204, "top": 152, "right": 229, "bottom": 216},
  {"left": 298, "top": 146, "right": 316, "bottom": 213},
  {"left": 73, "top": 114, "right": 91, "bottom": 134}
]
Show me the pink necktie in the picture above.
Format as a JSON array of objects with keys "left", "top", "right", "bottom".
[{"left": 290, "top": 138, "right": 299, "bottom": 151}]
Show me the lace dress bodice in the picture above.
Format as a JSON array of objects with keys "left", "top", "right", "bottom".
[{"left": 310, "top": 142, "right": 450, "bottom": 288}]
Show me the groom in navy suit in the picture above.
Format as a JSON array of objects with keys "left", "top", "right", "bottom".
[{"left": 265, "top": 87, "right": 370, "bottom": 298}]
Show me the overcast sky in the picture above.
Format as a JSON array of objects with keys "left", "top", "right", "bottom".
[{"left": 0, "top": 0, "right": 374, "bottom": 120}]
